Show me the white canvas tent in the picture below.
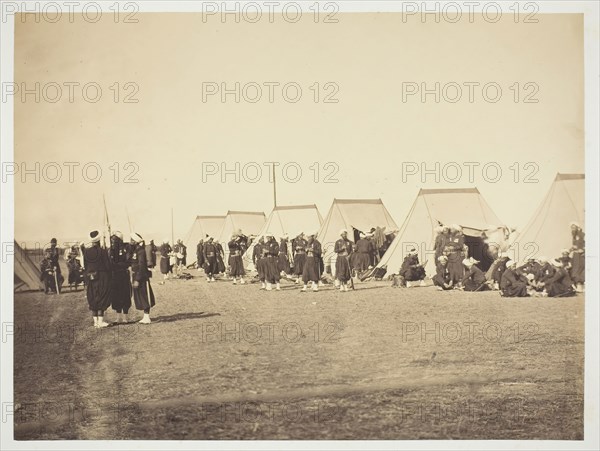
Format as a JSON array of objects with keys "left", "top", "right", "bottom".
[
  {"left": 317, "top": 199, "right": 398, "bottom": 274},
  {"left": 184, "top": 215, "right": 226, "bottom": 250},
  {"left": 243, "top": 204, "right": 323, "bottom": 270},
  {"left": 376, "top": 188, "right": 507, "bottom": 276},
  {"left": 14, "top": 241, "right": 44, "bottom": 292},
  {"left": 513, "top": 173, "right": 584, "bottom": 263},
  {"left": 217, "top": 210, "right": 266, "bottom": 262}
]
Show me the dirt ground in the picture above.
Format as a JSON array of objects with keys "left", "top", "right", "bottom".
[{"left": 13, "top": 269, "right": 584, "bottom": 440}]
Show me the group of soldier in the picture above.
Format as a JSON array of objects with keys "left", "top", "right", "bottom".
[
  {"left": 157, "top": 239, "right": 188, "bottom": 282},
  {"left": 191, "top": 231, "right": 325, "bottom": 291},
  {"left": 38, "top": 221, "right": 584, "bottom": 323},
  {"left": 190, "top": 228, "right": 388, "bottom": 292},
  {"left": 40, "top": 231, "right": 156, "bottom": 327},
  {"left": 395, "top": 222, "right": 586, "bottom": 297}
]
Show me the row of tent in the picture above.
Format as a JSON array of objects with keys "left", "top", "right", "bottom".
[{"left": 15, "top": 173, "right": 585, "bottom": 291}]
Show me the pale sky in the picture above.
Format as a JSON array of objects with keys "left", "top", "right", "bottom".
[{"left": 14, "top": 12, "right": 584, "bottom": 246}]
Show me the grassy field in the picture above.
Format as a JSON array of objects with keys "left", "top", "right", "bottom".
[{"left": 13, "top": 269, "right": 584, "bottom": 440}]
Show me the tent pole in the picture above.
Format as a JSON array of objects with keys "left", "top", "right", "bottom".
[{"left": 272, "top": 163, "right": 277, "bottom": 208}]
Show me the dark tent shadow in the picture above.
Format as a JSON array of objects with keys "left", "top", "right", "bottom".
[{"left": 151, "top": 312, "right": 221, "bottom": 323}]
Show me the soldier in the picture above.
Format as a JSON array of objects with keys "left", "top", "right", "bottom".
[
  {"left": 544, "top": 258, "right": 576, "bottom": 297},
  {"left": 301, "top": 231, "right": 322, "bottom": 292},
  {"left": 66, "top": 245, "right": 84, "bottom": 291},
  {"left": 83, "top": 231, "right": 112, "bottom": 327},
  {"left": 461, "top": 258, "right": 488, "bottom": 291},
  {"left": 109, "top": 231, "right": 132, "bottom": 323},
  {"left": 179, "top": 239, "right": 187, "bottom": 267},
  {"left": 433, "top": 226, "right": 449, "bottom": 274},
  {"left": 252, "top": 236, "right": 266, "bottom": 288},
  {"left": 159, "top": 239, "right": 172, "bottom": 283},
  {"left": 432, "top": 255, "right": 453, "bottom": 291},
  {"left": 292, "top": 233, "right": 307, "bottom": 284},
  {"left": 397, "top": 248, "right": 426, "bottom": 288},
  {"left": 334, "top": 229, "right": 353, "bottom": 292},
  {"left": 203, "top": 237, "right": 219, "bottom": 282},
  {"left": 570, "top": 222, "right": 585, "bottom": 292},
  {"left": 228, "top": 234, "right": 246, "bottom": 285},
  {"left": 263, "top": 233, "right": 281, "bottom": 291},
  {"left": 444, "top": 225, "right": 465, "bottom": 287},
  {"left": 130, "top": 233, "right": 155, "bottom": 324},
  {"left": 534, "top": 256, "right": 555, "bottom": 290},
  {"left": 46, "top": 237, "right": 63, "bottom": 281},
  {"left": 40, "top": 249, "right": 60, "bottom": 294},
  {"left": 145, "top": 239, "right": 157, "bottom": 269},
  {"left": 196, "top": 238, "right": 205, "bottom": 269},
  {"left": 354, "top": 232, "right": 372, "bottom": 272},
  {"left": 278, "top": 234, "right": 291, "bottom": 276},
  {"left": 215, "top": 240, "right": 225, "bottom": 275},
  {"left": 500, "top": 260, "right": 529, "bottom": 297}
]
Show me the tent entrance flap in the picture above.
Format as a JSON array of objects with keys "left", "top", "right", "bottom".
[{"left": 463, "top": 235, "right": 495, "bottom": 272}]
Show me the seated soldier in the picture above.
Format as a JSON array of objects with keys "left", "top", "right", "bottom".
[
  {"left": 543, "top": 258, "right": 576, "bottom": 297},
  {"left": 398, "top": 248, "right": 426, "bottom": 288},
  {"left": 432, "top": 255, "right": 453, "bottom": 291},
  {"left": 534, "top": 257, "right": 555, "bottom": 290},
  {"left": 461, "top": 258, "right": 488, "bottom": 291},
  {"left": 500, "top": 260, "right": 529, "bottom": 297},
  {"left": 487, "top": 255, "right": 510, "bottom": 290}
]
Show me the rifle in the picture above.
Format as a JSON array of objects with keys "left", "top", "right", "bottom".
[
  {"left": 54, "top": 266, "right": 61, "bottom": 294},
  {"left": 103, "top": 194, "right": 111, "bottom": 248}
]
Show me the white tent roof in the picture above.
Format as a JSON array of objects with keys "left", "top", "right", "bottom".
[
  {"left": 217, "top": 211, "right": 266, "bottom": 263},
  {"left": 243, "top": 204, "right": 323, "bottom": 269},
  {"left": 184, "top": 215, "right": 226, "bottom": 249},
  {"left": 317, "top": 198, "right": 398, "bottom": 267},
  {"left": 513, "top": 173, "right": 584, "bottom": 263},
  {"left": 376, "top": 188, "right": 505, "bottom": 275}
]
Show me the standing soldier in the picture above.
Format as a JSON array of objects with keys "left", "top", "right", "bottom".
[
  {"left": 203, "top": 237, "right": 218, "bottom": 282},
  {"left": 433, "top": 226, "right": 448, "bottom": 272},
  {"left": 196, "top": 238, "right": 205, "bottom": 270},
  {"left": 334, "top": 229, "right": 353, "bottom": 292},
  {"left": 83, "top": 231, "right": 112, "bottom": 328},
  {"left": 180, "top": 239, "right": 187, "bottom": 267},
  {"left": 145, "top": 239, "right": 157, "bottom": 269},
  {"left": 263, "top": 233, "right": 281, "bottom": 291},
  {"left": 109, "top": 231, "right": 132, "bottom": 323},
  {"left": 301, "top": 231, "right": 322, "bottom": 292},
  {"left": 215, "top": 240, "right": 226, "bottom": 275},
  {"left": 278, "top": 234, "right": 291, "bottom": 276},
  {"left": 47, "top": 237, "right": 63, "bottom": 283},
  {"left": 40, "top": 249, "right": 59, "bottom": 294},
  {"left": 237, "top": 231, "right": 249, "bottom": 256},
  {"left": 173, "top": 239, "right": 186, "bottom": 270},
  {"left": 444, "top": 225, "right": 465, "bottom": 287},
  {"left": 129, "top": 233, "right": 155, "bottom": 324},
  {"left": 355, "top": 232, "right": 372, "bottom": 272},
  {"left": 66, "top": 245, "right": 84, "bottom": 291},
  {"left": 292, "top": 233, "right": 307, "bottom": 284},
  {"left": 570, "top": 222, "right": 585, "bottom": 292},
  {"left": 228, "top": 234, "right": 246, "bottom": 285},
  {"left": 159, "top": 239, "right": 172, "bottom": 284},
  {"left": 252, "top": 237, "right": 266, "bottom": 288}
]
